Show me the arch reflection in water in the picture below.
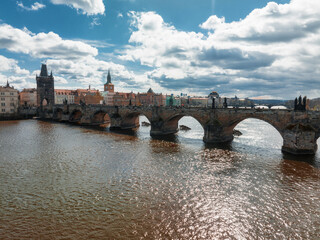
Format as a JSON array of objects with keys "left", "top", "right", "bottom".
[{"left": 232, "top": 118, "right": 283, "bottom": 152}]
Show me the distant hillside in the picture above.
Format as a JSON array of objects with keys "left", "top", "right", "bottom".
[
  {"left": 249, "top": 99, "right": 288, "bottom": 106},
  {"left": 308, "top": 98, "right": 320, "bottom": 110}
]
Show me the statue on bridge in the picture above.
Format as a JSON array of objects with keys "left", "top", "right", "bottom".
[
  {"left": 223, "top": 97, "right": 228, "bottom": 109},
  {"left": 211, "top": 98, "right": 215, "bottom": 109},
  {"left": 294, "top": 96, "right": 307, "bottom": 111}
]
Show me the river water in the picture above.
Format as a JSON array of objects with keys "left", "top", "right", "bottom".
[{"left": 0, "top": 117, "right": 319, "bottom": 239}]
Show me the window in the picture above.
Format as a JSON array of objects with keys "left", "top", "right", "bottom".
[
  {"left": 10, "top": 103, "right": 14, "bottom": 106},
  {"left": 1, "top": 109, "right": 5, "bottom": 112},
  {"left": 1, "top": 103, "right": 5, "bottom": 106},
  {"left": 10, "top": 109, "right": 14, "bottom": 112},
  {"left": 1, "top": 98, "right": 4, "bottom": 101},
  {"left": 10, "top": 93, "right": 14, "bottom": 96},
  {"left": 1, "top": 92, "right": 4, "bottom": 95},
  {"left": 11, "top": 98, "right": 14, "bottom": 101}
]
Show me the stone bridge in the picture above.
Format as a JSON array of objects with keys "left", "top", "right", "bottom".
[{"left": 40, "top": 104, "right": 320, "bottom": 155}]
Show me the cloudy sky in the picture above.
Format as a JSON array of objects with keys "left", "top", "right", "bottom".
[{"left": 0, "top": 0, "right": 319, "bottom": 99}]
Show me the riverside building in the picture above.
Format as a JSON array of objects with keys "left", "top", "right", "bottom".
[
  {"left": 0, "top": 81, "right": 19, "bottom": 115},
  {"left": 20, "top": 88, "right": 37, "bottom": 107}
]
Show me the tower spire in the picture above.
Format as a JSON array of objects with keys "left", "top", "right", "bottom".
[
  {"left": 40, "top": 64, "right": 48, "bottom": 77},
  {"left": 107, "top": 70, "right": 111, "bottom": 84},
  {"left": 6, "top": 79, "right": 9, "bottom": 87}
]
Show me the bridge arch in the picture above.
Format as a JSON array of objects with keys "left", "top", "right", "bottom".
[
  {"left": 163, "top": 114, "right": 205, "bottom": 135},
  {"left": 69, "top": 109, "right": 82, "bottom": 123},
  {"left": 42, "top": 98, "right": 48, "bottom": 106},
  {"left": 226, "top": 116, "right": 284, "bottom": 138},
  {"left": 121, "top": 112, "right": 151, "bottom": 129},
  {"left": 230, "top": 118, "right": 284, "bottom": 147},
  {"left": 91, "top": 110, "right": 111, "bottom": 126}
]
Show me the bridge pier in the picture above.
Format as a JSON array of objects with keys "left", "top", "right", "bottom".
[
  {"left": 109, "top": 115, "right": 122, "bottom": 129},
  {"left": 61, "top": 114, "right": 69, "bottom": 122},
  {"left": 203, "top": 124, "right": 234, "bottom": 143},
  {"left": 120, "top": 115, "right": 140, "bottom": 130},
  {"left": 281, "top": 124, "right": 318, "bottom": 155},
  {"left": 80, "top": 114, "right": 92, "bottom": 125},
  {"left": 150, "top": 120, "right": 179, "bottom": 136}
]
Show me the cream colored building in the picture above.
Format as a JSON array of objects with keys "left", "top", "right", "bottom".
[
  {"left": 20, "top": 88, "right": 37, "bottom": 107},
  {"left": 54, "top": 89, "right": 75, "bottom": 104},
  {"left": 101, "top": 91, "right": 115, "bottom": 105},
  {"left": 0, "top": 81, "right": 19, "bottom": 115}
]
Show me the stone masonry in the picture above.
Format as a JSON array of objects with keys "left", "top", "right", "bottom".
[{"left": 38, "top": 104, "right": 320, "bottom": 155}]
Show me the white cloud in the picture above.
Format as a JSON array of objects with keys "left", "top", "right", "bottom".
[
  {"left": 121, "top": 0, "right": 320, "bottom": 99},
  {"left": 200, "top": 15, "right": 225, "bottom": 30},
  {"left": 205, "top": 1, "right": 320, "bottom": 43},
  {"left": 45, "top": 57, "right": 138, "bottom": 91},
  {"left": 0, "top": 55, "right": 30, "bottom": 75},
  {"left": 50, "top": 0, "right": 105, "bottom": 15},
  {"left": 17, "top": 2, "right": 46, "bottom": 11},
  {"left": 90, "top": 17, "right": 101, "bottom": 27},
  {"left": 74, "top": 39, "right": 114, "bottom": 48},
  {"left": 54, "top": 76, "right": 68, "bottom": 84},
  {"left": 0, "top": 23, "right": 137, "bottom": 92},
  {"left": 0, "top": 24, "right": 98, "bottom": 59},
  {"left": 0, "top": 55, "right": 35, "bottom": 90}
]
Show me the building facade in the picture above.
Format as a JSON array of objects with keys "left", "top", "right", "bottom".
[
  {"left": 136, "top": 88, "right": 166, "bottom": 106},
  {"left": 166, "top": 95, "right": 181, "bottom": 106},
  {"left": 74, "top": 88, "right": 103, "bottom": 105},
  {"left": 54, "top": 89, "right": 75, "bottom": 104},
  {"left": 101, "top": 91, "right": 115, "bottom": 105},
  {"left": 0, "top": 81, "right": 19, "bottom": 115},
  {"left": 20, "top": 88, "right": 37, "bottom": 107},
  {"left": 114, "top": 92, "right": 137, "bottom": 106},
  {"left": 188, "top": 97, "right": 208, "bottom": 107}
]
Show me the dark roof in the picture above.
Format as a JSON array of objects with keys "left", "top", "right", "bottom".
[
  {"left": 40, "top": 64, "right": 48, "bottom": 77},
  {"left": 147, "top": 88, "right": 154, "bottom": 94},
  {"left": 106, "top": 70, "right": 111, "bottom": 84}
]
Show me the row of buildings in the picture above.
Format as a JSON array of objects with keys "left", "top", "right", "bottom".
[
  {"left": 18, "top": 65, "right": 220, "bottom": 108},
  {"left": 1, "top": 64, "right": 257, "bottom": 117}
]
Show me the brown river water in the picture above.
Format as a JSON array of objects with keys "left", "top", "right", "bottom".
[{"left": 0, "top": 117, "right": 319, "bottom": 239}]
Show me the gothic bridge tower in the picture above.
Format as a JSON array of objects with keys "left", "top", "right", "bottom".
[{"left": 36, "top": 64, "right": 54, "bottom": 110}]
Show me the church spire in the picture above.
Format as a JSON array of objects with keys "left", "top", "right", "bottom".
[
  {"left": 6, "top": 79, "right": 9, "bottom": 88},
  {"left": 107, "top": 70, "right": 111, "bottom": 84}
]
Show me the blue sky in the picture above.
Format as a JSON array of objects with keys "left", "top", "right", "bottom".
[{"left": 0, "top": 0, "right": 319, "bottom": 99}]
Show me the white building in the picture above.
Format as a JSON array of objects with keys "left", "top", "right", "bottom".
[
  {"left": 0, "top": 81, "right": 19, "bottom": 115},
  {"left": 54, "top": 89, "right": 75, "bottom": 104},
  {"left": 101, "top": 91, "right": 115, "bottom": 105}
]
